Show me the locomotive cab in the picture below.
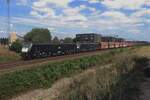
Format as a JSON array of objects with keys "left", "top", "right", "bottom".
[
  {"left": 22, "top": 43, "right": 32, "bottom": 53},
  {"left": 21, "top": 43, "right": 33, "bottom": 59}
]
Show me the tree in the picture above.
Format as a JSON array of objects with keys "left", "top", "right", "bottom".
[
  {"left": 9, "top": 39, "right": 22, "bottom": 53},
  {"left": 63, "top": 37, "right": 73, "bottom": 43},
  {"left": 24, "top": 28, "right": 51, "bottom": 43},
  {"left": 73, "top": 38, "right": 77, "bottom": 43},
  {"left": 52, "top": 36, "right": 60, "bottom": 44}
]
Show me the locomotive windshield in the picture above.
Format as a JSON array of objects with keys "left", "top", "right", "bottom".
[{"left": 21, "top": 43, "right": 32, "bottom": 53}]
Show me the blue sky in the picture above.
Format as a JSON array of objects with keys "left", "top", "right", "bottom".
[{"left": 0, "top": 0, "right": 150, "bottom": 41}]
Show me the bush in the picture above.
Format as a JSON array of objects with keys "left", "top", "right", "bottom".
[{"left": 9, "top": 39, "right": 22, "bottom": 53}]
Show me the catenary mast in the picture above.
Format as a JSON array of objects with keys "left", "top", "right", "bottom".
[{"left": 7, "top": 0, "right": 10, "bottom": 44}]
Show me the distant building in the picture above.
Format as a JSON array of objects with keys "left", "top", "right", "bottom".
[
  {"left": 0, "top": 32, "right": 9, "bottom": 46},
  {"left": 10, "top": 32, "right": 17, "bottom": 43},
  {"left": 0, "top": 32, "right": 24, "bottom": 46}
]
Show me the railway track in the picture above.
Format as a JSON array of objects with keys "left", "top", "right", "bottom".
[
  {"left": 0, "top": 47, "right": 131, "bottom": 72},
  {"left": 0, "top": 49, "right": 109, "bottom": 71}
]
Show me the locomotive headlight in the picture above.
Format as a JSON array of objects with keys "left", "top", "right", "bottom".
[
  {"left": 77, "top": 44, "right": 80, "bottom": 49},
  {"left": 21, "top": 48, "right": 29, "bottom": 52},
  {"left": 21, "top": 43, "right": 32, "bottom": 53}
]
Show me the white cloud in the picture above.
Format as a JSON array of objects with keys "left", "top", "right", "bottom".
[
  {"left": 101, "top": 11, "right": 127, "bottom": 19},
  {"left": 30, "top": 11, "right": 39, "bottom": 16},
  {"left": 30, "top": 0, "right": 87, "bottom": 25},
  {"left": 88, "top": 0, "right": 100, "bottom": 3},
  {"left": 64, "top": 15, "right": 87, "bottom": 22},
  {"left": 13, "top": 0, "right": 150, "bottom": 41},
  {"left": 89, "top": 7, "right": 96, "bottom": 12},
  {"left": 32, "top": 1, "right": 47, "bottom": 8},
  {"left": 128, "top": 29, "right": 141, "bottom": 34},
  {"left": 132, "top": 9, "right": 150, "bottom": 17},
  {"left": 16, "top": 0, "right": 28, "bottom": 6},
  {"left": 76, "top": 4, "right": 98, "bottom": 14},
  {"left": 33, "top": 0, "right": 71, "bottom": 7},
  {"left": 32, "top": 7, "right": 56, "bottom": 18},
  {"left": 144, "top": 0, "right": 150, "bottom": 6},
  {"left": 47, "top": 0, "right": 70, "bottom": 7},
  {"left": 63, "top": 7, "right": 80, "bottom": 16},
  {"left": 31, "top": 1, "right": 62, "bottom": 19},
  {"left": 100, "top": 11, "right": 140, "bottom": 24},
  {"left": 61, "top": 7, "right": 87, "bottom": 23},
  {"left": 84, "top": 10, "right": 148, "bottom": 35},
  {"left": 101, "top": 0, "right": 149, "bottom": 10},
  {"left": 79, "top": 5, "right": 86, "bottom": 10}
]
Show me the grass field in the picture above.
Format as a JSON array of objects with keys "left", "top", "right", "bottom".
[
  {"left": 0, "top": 47, "right": 130, "bottom": 100},
  {"left": 0, "top": 47, "right": 21, "bottom": 63},
  {"left": 0, "top": 45, "right": 150, "bottom": 100}
]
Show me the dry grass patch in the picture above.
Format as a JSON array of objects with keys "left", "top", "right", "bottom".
[
  {"left": 0, "top": 47, "right": 20, "bottom": 63},
  {"left": 0, "top": 47, "right": 16, "bottom": 56},
  {"left": 11, "top": 66, "right": 108, "bottom": 100},
  {"left": 134, "top": 46, "right": 150, "bottom": 58}
]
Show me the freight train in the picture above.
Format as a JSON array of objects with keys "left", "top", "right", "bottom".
[{"left": 21, "top": 33, "right": 137, "bottom": 59}]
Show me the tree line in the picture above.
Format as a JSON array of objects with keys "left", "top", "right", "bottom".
[
  {"left": 24, "top": 28, "right": 74, "bottom": 44},
  {"left": 10, "top": 28, "right": 75, "bottom": 53}
]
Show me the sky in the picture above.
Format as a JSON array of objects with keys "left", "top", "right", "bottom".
[{"left": 0, "top": 0, "right": 150, "bottom": 41}]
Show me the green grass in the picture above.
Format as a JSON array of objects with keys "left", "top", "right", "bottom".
[
  {"left": 0, "top": 55, "right": 20, "bottom": 64},
  {"left": 0, "top": 48, "right": 130, "bottom": 100}
]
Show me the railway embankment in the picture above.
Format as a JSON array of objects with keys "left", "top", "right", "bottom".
[
  {"left": 12, "top": 56, "right": 142, "bottom": 100},
  {"left": 0, "top": 46, "right": 150, "bottom": 100}
]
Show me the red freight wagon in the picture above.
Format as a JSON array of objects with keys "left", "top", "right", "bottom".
[{"left": 101, "top": 42, "right": 109, "bottom": 49}]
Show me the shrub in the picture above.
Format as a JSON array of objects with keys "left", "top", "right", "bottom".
[{"left": 9, "top": 39, "right": 22, "bottom": 53}]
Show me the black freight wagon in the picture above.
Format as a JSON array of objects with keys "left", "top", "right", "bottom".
[
  {"left": 77, "top": 43, "right": 100, "bottom": 52},
  {"left": 59, "top": 43, "right": 77, "bottom": 55},
  {"left": 76, "top": 33, "right": 101, "bottom": 43}
]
